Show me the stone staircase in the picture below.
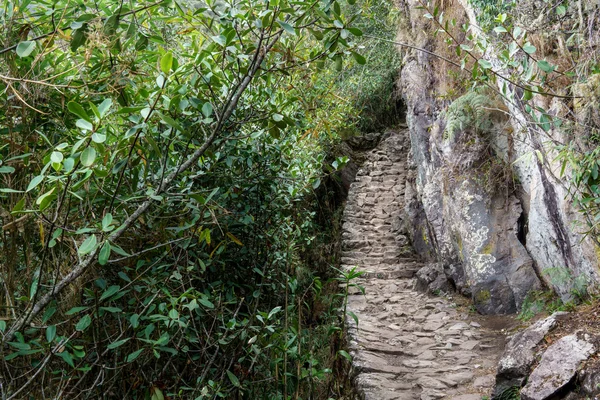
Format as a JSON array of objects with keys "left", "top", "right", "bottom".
[{"left": 341, "top": 129, "right": 508, "bottom": 400}]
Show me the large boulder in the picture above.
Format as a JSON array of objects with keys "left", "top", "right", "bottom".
[
  {"left": 521, "top": 334, "right": 596, "bottom": 400},
  {"left": 494, "top": 313, "right": 567, "bottom": 397}
]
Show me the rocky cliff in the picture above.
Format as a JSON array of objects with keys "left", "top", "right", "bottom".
[{"left": 396, "top": 0, "right": 600, "bottom": 314}]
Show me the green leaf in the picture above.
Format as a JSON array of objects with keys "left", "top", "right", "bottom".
[
  {"left": 126, "top": 348, "right": 144, "bottom": 362},
  {"left": 36, "top": 187, "right": 55, "bottom": 206},
  {"left": 537, "top": 60, "right": 555, "bottom": 73},
  {"left": 135, "top": 35, "right": 148, "bottom": 51},
  {"left": 227, "top": 370, "right": 241, "bottom": 387},
  {"left": 337, "top": 350, "right": 352, "bottom": 361},
  {"left": 493, "top": 26, "right": 507, "bottom": 33},
  {"left": 76, "top": 119, "right": 93, "bottom": 131},
  {"left": 348, "top": 27, "right": 363, "bottom": 37},
  {"left": 8, "top": 341, "right": 30, "bottom": 350},
  {"left": 211, "top": 35, "right": 226, "bottom": 46},
  {"left": 99, "top": 306, "right": 122, "bottom": 313},
  {"left": 157, "top": 112, "right": 183, "bottom": 132},
  {"left": 99, "top": 285, "right": 120, "bottom": 302},
  {"left": 68, "top": 101, "right": 91, "bottom": 122},
  {"left": 478, "top": 59, "right": 493, "bottom": 69},
  {"left": 107, "top": 338, "right": 130, "bottom": 349},
  {"left": 98, "top": 99, "right": 112, "bottom": 118},
  {"left": 98, "top": 242, "right": 111, "bottom": 265},
  {"left": 352, "top": 52, "right": 366, "bottom": 65},
  {"left": 199, "top": 297, "right": 215, "bottom": 309},
  {"left": 16, "top": 41, "right": 35, "bottom": 57},
  {"left": 277, "top": 21, "right": 295, "bottom": 35},
  {"left": 335, "top": 56, "right": 343, "bottom": 72},
  {"left": 65, "top": 306, "right": 87, "bottom": 315},
  {"left": 64, "top": 157, "right": 75, "bottom": 173},
  {"left": 71, "top": 29, "right": 87, "bottom": 52},
  {"left": 103, "top": 14, "right": 119, "bottom": 36},
  {"left": 272, "top": 113, "right": 284, "bottom": 122},
  {"left": 76, "top": 314, "right": 92, "bottom": 331},
  {"left": 160, "top": 52, "right": 173, "bottom": 74},
  {"left": 268, "top": 306, "right": 281, "bottom": 319},
  {"left": 347, "top": 310, "right": 359, "bottom": 326},
  {"left": 46, "top": 325, "right": 57, "bottom": 342},
  {"left": 556, "top": 5, "right": 566, "bottom": 16},
  {"left": 102, "top": 213, "right": 113, "bottom": 231},
  {"left": 0, "top": 166, "right": 15, "bottom": 174},
  {"left": 80, "top": 147, "right": 97, "bottom": 167},
  {"left": 111, "top": 243, "right": 130, "bottom": 257},
  {"left": 92, "top": 132, "right": 106, "bottom": 143},
  {"left": 78, "top": 235, "right": 97, "bottom": 256},
  {"left": 26, "top": 175, "right": 44, "bottom": 192},
  {"left": 130, "top": 313, "right": 140, "bottom": 328},
  {"left": 202, "top": 102, "right": 213, "bottom": 118},
  {"left": 151, "top": 387, "right": 165, "bottom": 400},
  {"left": 56, "top": 350, "right": 75, "bottom": 367},
  {"left": 51, "top": 151, "right": 63, "bottom": 164},
  {"left": 310, "top": 29, "right": 324, "bottom": 40},
  {"left": 523, "top": 43, "right": 536, "bottom": 54}
]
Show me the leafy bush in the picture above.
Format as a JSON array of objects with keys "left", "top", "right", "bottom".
[{"left": 0, "top": 0, "right": 376, "bottom": 398}]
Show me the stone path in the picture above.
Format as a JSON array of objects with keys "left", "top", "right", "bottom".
[{"left": 342, "top": 129, "right": 510, "bottom": 400}]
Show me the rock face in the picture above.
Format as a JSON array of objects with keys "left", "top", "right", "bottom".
[
  {"left": 493, "top": 313, "right": 565, "bottom": 397},
  {"left": 521, "top": 334, "right": 596, "bottom": 400},
  {"left": 395, "top": 0, "right": 600, "bottom": 313},
  {"left": 342, "top": 129, "right": 511, "bottom": 400}
]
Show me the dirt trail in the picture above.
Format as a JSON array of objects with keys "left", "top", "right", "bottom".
[{"left": 341, "top": 129, "right": 514, "bottom": 400}]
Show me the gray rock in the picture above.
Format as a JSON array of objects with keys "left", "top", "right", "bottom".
[
  {"left": 398, "top": 0, "right": 600, "bottom": 314},
  {"left": 494, "top": 312, "right": 567, "bottom": 396},
  {"left": 498, "top": 313, "right": 565, "bottom": 374},
  {"left": 473, "top": 374, "right": 495, "bottom": 388},
  {"left": 415, "top": 263, "right": 451, "bottom": 294},
  {"left": 521, "top": 334, "right": 596, "bottom": 400},
  {"left": 578, "top": 363, "right": 600, "bottom": 397}
]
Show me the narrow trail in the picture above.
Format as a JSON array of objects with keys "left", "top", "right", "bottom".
[{"left": 341, "top": 129, "right": 512, "bottom": 400}]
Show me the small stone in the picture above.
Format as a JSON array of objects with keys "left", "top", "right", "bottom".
[
  {"left": 459, "top": 340, "right": 479, "bottom": 351},
  {"left": 423, "top": 321, "right": 445, "bottom": 331},
  {"left": 418, "top": 376, "right": 448, "bottom": 390},
  {"left": 449, "top": 395, "right": 483, "bottom": 400},
  {"left": 473, "top": 374, "right": 495, "bottom": 388},
  {"left": 448, "top": 323, "right": 469, "bottom": 331}
]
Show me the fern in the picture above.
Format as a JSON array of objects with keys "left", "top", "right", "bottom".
[
  {"left": 443, "top": 91, "right": 494, "bottom": 142},
  {"left": 497, "top": 385, "right": 521, "bottom": 400}
]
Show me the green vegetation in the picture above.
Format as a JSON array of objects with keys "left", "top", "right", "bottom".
[
  {"left": 495, "top": 385, "right": 520, "bottom": 400},
  {"left": 0, "top": 0, "right": 402, "bottom": 398},
  {"left": 518, "top": 268, "right": 591, "bottom": 321},
  {"left": 517, "top": 290, "right": 575, "bottom": 322},
  {"left": 443, "top": 90, "right": 496, "bottom": 141},
  {"left": 468, "top": 0, "right": 516, "bottom": 30}
]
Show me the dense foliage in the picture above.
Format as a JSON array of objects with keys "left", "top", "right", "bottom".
[{"left": 0, "top": 0, "right": 391, "bottom": 398}]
